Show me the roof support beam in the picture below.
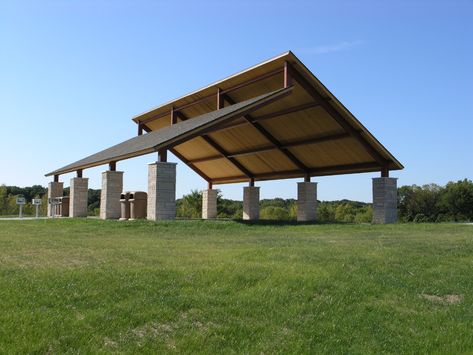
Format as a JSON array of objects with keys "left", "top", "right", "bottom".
[
  {"left": 170, "top": 148, "right": 212, "bottom": 182},
  {"left": 158, "top": 149, "right": 168, "bottom": 162},
  {"left": 214, "top": 101, "right": 323, "bottom": 132},
  {"left": 171, "top": 107, "right": 177, "bottom": 125},
  {"left": 250, "top": 101, "right": 322, "bottom": 122},
  {"left": 284, "top": 61, "right": 292, "bottom": 88},
  {"left": 381, "top": 166, "right": 389, "bottom": 177},
  {"left": 222, "top": 93, "right": 309, "bottom": 172},
  {"left": 217, "top": 88, "right": 224, "bottom": 110},
  {"left": 212, "top": 161, "right": 382, "bottom": 184},
  {"left": 188, "top": 131, "right": 350, "bottom": 164},
  {"left": 176, "top": 111, "right": 254, "bottom": 178},
  {"left": 287, "top": 62, "right": 388, "bottom": 167}
]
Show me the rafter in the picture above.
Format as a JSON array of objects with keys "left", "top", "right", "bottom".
[
  {"left": 215, "top": 101, "right": 323, "bottom": 132},
  {"left": 187, "top": 131, "right": 350, "bottom": 164},
  {"left": 222, "top": 93, "right": 308, "bottom": 172},
  {"left": 170, "top": 148, "right": 212, "bottom": 182},
  {"left": 176, "top": 111, "right": 253, "bottom": 178}
]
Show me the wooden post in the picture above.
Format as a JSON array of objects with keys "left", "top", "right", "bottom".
[
  {"left": 284, "top": 61, "right": 292, "bottom": 88},
  {"left": 158, "top": 149, "right": 168, "bottom": 163},
  {"left": 381, "top": 165, "right": 389, "bottom": 177},
  {"left": 171, "top": 107, "right": 177, "bottom": 125},
  {"left": 217, "top": 88, "right": 223, "bottom": 110}
]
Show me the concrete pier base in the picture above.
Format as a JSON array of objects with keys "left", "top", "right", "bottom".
[
  {"left": 202, "top": 189, "right": 218, "bottom": 219},
  {"left": 243, "top": 186, "right": 260, "bottom": 220},
  {"left": 69, "top": 177, "right": 89, "bottom": 218},
  {"left": 372, "top": 177, "right": 398, "bottom": 224},
  {"left": 147, "top": 162, "right": 177, "bottom": 221},
  {"left": 47, "top": 181, "right": 63, "bottom": 217},
  {"left": 297, "top": 182, "right": 317, "bottom": 222},
  {"left": 100, "top": 171, "right": 123, "bottom": 220}
]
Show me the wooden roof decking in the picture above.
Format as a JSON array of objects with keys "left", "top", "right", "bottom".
[
  {"left": 46, "top": 51, "right": 403, "bottom": 182},
  {"left": 133, "top": 51, "right": 403, "bottom": 184}
]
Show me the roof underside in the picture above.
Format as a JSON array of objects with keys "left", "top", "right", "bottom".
[{"left": 47, "top": 51, "right": 403, "bottom": 183}]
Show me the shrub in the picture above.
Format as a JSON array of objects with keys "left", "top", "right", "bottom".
[{"left": 260, "top": 206, "right": 290, "bottom": 220}]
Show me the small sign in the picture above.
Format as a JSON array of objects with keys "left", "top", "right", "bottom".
[
  {"left": 32, "top": 199, "right": 42, "bottom": 205},
  {"left": 48, "top": 197, "right": 61, "bottom": 204},
  {"left": 16, "top": 197, "right": 26, "bottom": 205}
]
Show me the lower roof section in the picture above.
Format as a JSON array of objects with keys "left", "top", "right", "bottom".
[{"left": 45, "top": 87, "right": 291, "bottom": 177}]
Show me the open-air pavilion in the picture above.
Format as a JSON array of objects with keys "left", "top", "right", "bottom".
[{"left": 46, "top": 51, "right": 403, "bottom": 223}]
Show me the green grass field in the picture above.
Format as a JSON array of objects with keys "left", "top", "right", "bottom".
[{"left": 0, "top": 219, "right": 472, "bottom": 353}]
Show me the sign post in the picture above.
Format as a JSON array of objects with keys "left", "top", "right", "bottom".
[
  {"left": 32, "top": 199, "right": 42, "bottom": 218},
  {"left": 16, "top": 197, "right": 26, "bottom": 218}
]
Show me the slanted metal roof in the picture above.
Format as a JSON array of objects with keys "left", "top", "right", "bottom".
[{"left": 46, "top": 87, "right": 291, "bottom": 176}]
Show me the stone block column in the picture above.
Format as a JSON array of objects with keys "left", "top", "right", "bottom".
[
  {"left": 100, "top": 171, "right": 124, "bottom": 220},
  {"left": 147, "top": 162, "right": 177, "bottom": 220},
  {"left": 297, "top": 182, "right": 317, "bottom": 222},
  {"left": 47, "top": 181, "right": 63, "bottom": 217},
  {"left": 69, "top": 177, "right": 89, "bottom": 218},
  {"left": 243, "top": 186, "right": 260, "bottom": 220},
  {"left": 372, "top": 177, "right": 398, "bottom": 224},
  {"left": 202, "top": 189, "right": 217, "bottom": 219}
]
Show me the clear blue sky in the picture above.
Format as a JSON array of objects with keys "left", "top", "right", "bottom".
[{"left": 1, "top": 0, "right": 472, "bottom": 202}]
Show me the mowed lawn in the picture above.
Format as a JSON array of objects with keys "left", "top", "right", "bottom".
[{"left": 0, "top": 220, "right": 472, "bottom": 354}]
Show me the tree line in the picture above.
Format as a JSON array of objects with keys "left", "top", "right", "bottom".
[
  {"left": 176, "top": 179, "right": 473, "bottom": 222},
  {"left": 1, "top": 179, "right": 472, "bottom": 222}
]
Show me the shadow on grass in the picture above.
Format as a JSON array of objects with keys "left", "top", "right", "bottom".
[{"left": 233, "top": 219, "right": 348, "bottom": 226}]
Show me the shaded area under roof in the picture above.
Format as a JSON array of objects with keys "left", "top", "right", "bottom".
[{"left": 46, "top": 87, "right": 291, "bottom": 176}]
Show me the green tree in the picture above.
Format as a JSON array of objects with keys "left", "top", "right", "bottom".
[
  {"left": 335, "top": 203, "right": 356, "bottom": 223},
  {"left": 398, "top": 184, "right": 443, "bottom": 222},
  {"left": 88, "top": 189, "right": 101, "bottom": 216},
  {"left": 217, "top": 197, "right": 242, "bottom": 218},
  {"left": 0, "top": 185, "right": 7, "bottom": 215},
  {"left": 354, "top": 205, "right": 373, "bottom": 223},
  {"left": 177, "top": 190, "right": 203, "bottom": 218},
  {"left": 317, "top": 203, "right": 336, "bottom": 222},
  {"left": 260, "top": 206, "right": 290, "bottom": 220},
  {"left": 440, "top": 179, "right": 473, "bottom": 221}
]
